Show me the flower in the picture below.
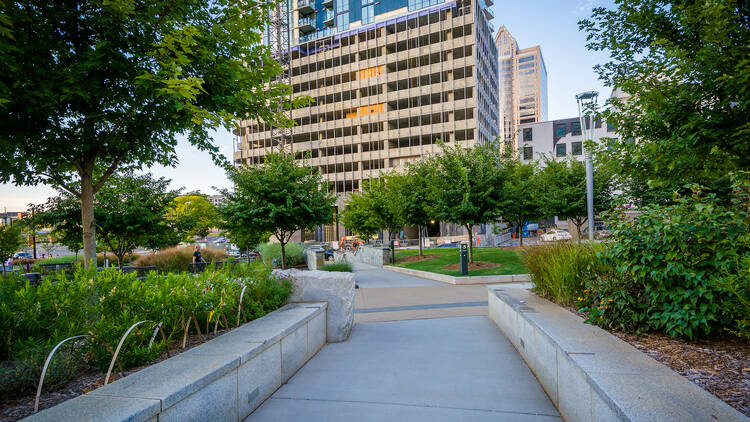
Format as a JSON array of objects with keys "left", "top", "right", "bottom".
[{"left": 577, "top": 297, "right": 583, "bottom": 301}]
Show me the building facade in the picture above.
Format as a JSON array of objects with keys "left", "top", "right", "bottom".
[
  {"left": 517, "top": 116, "right": 617, "bottom": 164},
  {"left": 494, "top": 26, "right": 547, "bottom": 150},
  {"left": 235, "top": 0, "right": 498, "bottom": 242}
]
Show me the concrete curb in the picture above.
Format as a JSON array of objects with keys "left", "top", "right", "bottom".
[
  {"left": 487, "top": 287, "right": 748, "bottom": 422},
  {"left": 383, "top": 265, "right": 530, "bottom": 284},
  {"left": 25, "top": 302, "right": 328, "bottom": 422}
]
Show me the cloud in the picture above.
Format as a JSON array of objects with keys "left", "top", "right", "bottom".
[{"left": 575, "top": 0, "right": 599, "bottom": 16}]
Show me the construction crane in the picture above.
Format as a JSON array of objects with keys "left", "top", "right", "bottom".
[{"left": 267, "top": 0, "right": 293, "bottom": 155}]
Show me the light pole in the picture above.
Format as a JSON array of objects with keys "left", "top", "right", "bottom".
[{"left": 575, "top": 91, "right": 599, "bottom": 241}]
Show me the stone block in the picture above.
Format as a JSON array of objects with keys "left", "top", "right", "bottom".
[
  {"left": 592, "top": 390, "right": 620, "bottom": 422},
  {"left": 281, "top": 324, "right": 308, "bottom": 382},
  {"left": 238, "top": 343, "right": 282, "bottom": 418},
  {"left": 274, "top": 269, "right": 354, "bottom": 342},
  {"left": 24, "top": 394, "right": 159, "bottom": 422},
  {"left": 158, "top": 370, "right": 238, "bottom": 422},
  {"left": 532, "top": 327, "right": 559, "bottom": 406},
  {"left": 557, "top": 349, "right": 592, "bottom": 422},
  {"left": 308, "top": 311, "right": 327, "bottom": 356}
]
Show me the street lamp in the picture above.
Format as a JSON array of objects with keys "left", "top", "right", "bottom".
[{"left": 575, "top": 91, "right": 599, "bottom": 241}]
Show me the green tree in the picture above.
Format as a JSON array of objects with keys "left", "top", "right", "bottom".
[
  {"left": 428, "top": 142, "right": 506, "bottom": 263},
  {"left": 220, "top": 153, "right": 335, "bottom": 269},
  {"left": 391, "top": 160, "right": 437, "bottom": 256},
  {"left": 0, "top": 224, "right": 23, "bottom": 271},
  {"left": 501, "top": 160, "right": 543, "bottom": 247},
  {"left": 0, "top": 0, "right": 298, "bottom": 266},
  {"left": 168, "top": 194, "right": 218, "bottom": 240},
  {"left": 35, "top": 173, "right": 179, "bottom": 267},
  {"left": 580, "top": 1, "right": 750, "bottom": 205},
  {"left": 340, "top": 190, "right": 381, "bottom": 240},
  {"left": 364, "top": 176, "right": 405, "bottom": 240},
  {"left": 537, "top": 158, "right": 615, "bottom": 240}
]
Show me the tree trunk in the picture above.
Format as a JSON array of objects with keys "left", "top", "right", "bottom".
[
  {"left": 465, "top": 224, "right": 474, "bottom": 263},
  {"left": 518, "top": 223, "right": 524, "bottom": 247},
  {"left": 80, "top": 171, "right": 97, "bottom": 268},
  {"left": 418, "top": 225, "right": 423, "bottom": 257},
  {"left": 280, "top": 240, "right": 287, "bottom": 270}
]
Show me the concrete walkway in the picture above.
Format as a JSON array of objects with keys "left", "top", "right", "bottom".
[{"left": 247, "top": 266, "right": 559, "bottom": 421}]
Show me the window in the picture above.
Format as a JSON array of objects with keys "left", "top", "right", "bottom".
[
  {"left": 523, "top": 146, "right": 533, "bottom": 160},
  {"left": 556, "top": 143, "right": 566, "bottom": 157},
  {"left": 554, "top": 124, "right": 566, "bottom": 139},
  {"left": 571, "top": 121, "right": 581, "bottom": 136},
  {"left": 522, "top": 127, "right": 533, "bottom": 142},
  {"left": 572, "top": 141, "right": 582, "bottom": 155}
]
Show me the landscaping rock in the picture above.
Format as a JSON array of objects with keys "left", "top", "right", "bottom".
[{"left": 273, "top": 269, "right": 355, "bottom": 342}]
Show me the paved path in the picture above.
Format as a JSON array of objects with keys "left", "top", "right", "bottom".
[
  {"left": 353, "top": 263, "right": 443, "bottom": 288},
  {"left": 247, "top": 266, "right": 558, "bottom": 421}
]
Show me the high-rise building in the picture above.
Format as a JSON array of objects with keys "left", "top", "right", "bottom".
[
  {"left": 235, "top": 0, "right": 498, "bottom": 242},
  {"left": 494, "top": 26, "right": 547, "bottom": 150}
]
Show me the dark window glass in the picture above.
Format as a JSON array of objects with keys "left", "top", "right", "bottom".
[
  {"left": 523, "top": 146, "right": 533, "bottom": 160},
  {"left": 571, "top": 121, "right": 581, "bottom": 136},
  {"left": 556, "top": 143, "right": 566, "bottom": 157},
  {"left": 572, "top": 142, "right": 582, "bottom": 155},
  {"left": 554, "top": 124, "right": 566, "bottom": 139},
  {"left": 607, "top": 121, "right": 616, "bottom": 132},
  {"left": 523, "top": 127, "right": 533, "bottom": 142}
]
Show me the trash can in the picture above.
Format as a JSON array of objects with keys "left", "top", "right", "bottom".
[{"left": 459, "top": 244, "right": 468, "bottom": 276}]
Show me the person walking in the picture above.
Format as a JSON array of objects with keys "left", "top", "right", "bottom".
[{"left": 192, "top": 245, "right": 203, "bottom": 264}]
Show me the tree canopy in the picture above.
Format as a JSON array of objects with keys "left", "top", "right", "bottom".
[
  {"left": 168, "top": 194, "right": 218, "bottom": 240},
  {"left": 501, "top": 160, "right": 544, "bottom": 247},
  {"left": 0, "top": 224, "right": 23, "bottom": 266},
  {"left": 580, "top": 0, "right": 750, "bottom": 205},
  {"left": 0, "top": 0, "right": 298, "bottom": 265},
  {"left": 220, "top": 153, "right": 335, "bottom": 269}
]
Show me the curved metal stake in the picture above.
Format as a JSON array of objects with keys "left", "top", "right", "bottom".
[
  {"left": 148, "top": 322, "right": 163, "bottom": 349},
  {"left": 104, "top": 320, "right": 150, "bottom": 385},
  {"left": 35, "top": 335, "right": 90, "bottom": 413},
  {"left": 237, "top": 285, "right": 248, "bottom": 327},
  {"left": 181, "top": 315, "right": 192, "bottom": 349}
]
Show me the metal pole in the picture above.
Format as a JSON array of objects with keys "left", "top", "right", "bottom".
[{"left": 576, "top": 93, "right": 597, "bottom": 241}]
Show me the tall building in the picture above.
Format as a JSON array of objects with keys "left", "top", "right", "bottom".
[
  {"left": 494, "top": 26, "right": 547, "bottom": 150},
  {"left": 235, "top": 0, "right": 498, "bottom": 242}
]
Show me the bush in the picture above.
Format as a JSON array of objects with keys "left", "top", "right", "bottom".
[
  {"left": 133, "top": 246, "right": 227, "bottom": 273},
  {"left": 0, "top": 263, "right": 292, "bottom": 398},
  {"left": 321, "top": 262, "right": 353, "bottom": 272},
  {"left": 579, "top": 175, "right": 750, "bottom": 340},
  {"left": 523, "top": 242, "right": 608, "bottom": 306},
  {"left": 257, "top": 242, "right": 304, "bottom": 267}
]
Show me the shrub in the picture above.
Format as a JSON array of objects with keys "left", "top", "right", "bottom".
[
  {"left": 579, "top": 174, "right": 750, "bottom": 340},
  {"left": 257, "top": 242, "right": 304, "bottom": 267},
  {"left": 523, "top": 242, "right": 608, "bottom": 306},
  {"left": 321, "top": 262, "right": 353, "bottom": 272},
  {"left": 0, "top": 262, "right": 292, "bottom": 398},
  {"left": 133, "top": 246, "right": 227, "bottom": 273}
]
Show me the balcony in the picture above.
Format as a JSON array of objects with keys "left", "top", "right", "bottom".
[
  {"left": 299, "top": 32, "right": 318, "bottom": 43},
  {"left": 322, "top": 0, "right": 334, "bottom": 8},
  {"left": 298, "top": 16, "right": 316, "bottom": 33},
  {"left": 296, "top": 0, "right": 315, "bottom": 14},
  {"left": 322, "top": 10, "right": 335, "bottom": 26}
]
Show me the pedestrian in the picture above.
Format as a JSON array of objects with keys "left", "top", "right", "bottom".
[
  {"left": 192, "top": 245, "right": 203, "bottom": 264},
  {"left": 5, "top": 257, "right": 12, "bottom": 268}
]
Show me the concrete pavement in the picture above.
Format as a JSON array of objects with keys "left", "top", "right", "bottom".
[{"left": 246, "top": 265, "right": 558, "bottom": 421}]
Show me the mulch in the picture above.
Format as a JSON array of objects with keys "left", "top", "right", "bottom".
[
  {"left": 0, "top": 329, "right": 233, "bottom": 422},
  {"left": 396, "top": 254, "right": 439, "bottom": 264},
  {"left": 442, "top": 261, "right": 500, "bottom": 271}
]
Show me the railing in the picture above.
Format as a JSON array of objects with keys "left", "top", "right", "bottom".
[{"left": 298, "top": 16, "right": 315, "bottom": 28}]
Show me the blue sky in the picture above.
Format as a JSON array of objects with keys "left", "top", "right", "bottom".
[{"left": 0, "top": 0, "right": 614, "bottom": 211}]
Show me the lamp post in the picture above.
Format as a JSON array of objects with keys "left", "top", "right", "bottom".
[{"left": 575, "top": 91, "right": 599, "bottom": 241}]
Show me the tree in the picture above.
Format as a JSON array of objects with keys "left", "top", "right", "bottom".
[
  {"left": 340, "top": 190, "right": 381, "bottom": 240},
  {"left": 0, "top": 0, "right": 299, "bottom": 266},
  {"left": 363, "top": 177, "right": 405, "bottom": 240},
  {"left": 35, "top": 173, "right": 179, "bottom": 267},
  {"left": 390, "top": 160, "right": 437, "bottom": 256},
  {"left": 428, "top": 142, "right": 506, "bottom": 263},
  {"left": 168, "top": 195, "right": 218, "bottom": 240},
  {"left": 501, "top": 160, "right": 544, "bottom": 247},
  {"left": 579, "top": 1, "right": 750, "bottom": 205},
  {"left": 537, "top": 158, "right": 615, "bottom": 240},
  {"left": 220, "top": 153, "right": 335, "bottom": 269},
  {"left": 0, "top": 224, "right": 23, "bottom": 272}
]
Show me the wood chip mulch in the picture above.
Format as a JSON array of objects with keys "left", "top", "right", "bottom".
[
  {"left": 611, "top": 331, "right": 750, "bottom": 417},
  {"left": 442, "top": 261, "right": 500, "bottom": 271},
  {"left": 395, "top": 254, "right": 439, "bottom": 264},
  {"left": 0, "top": 329, "right": 233, "bottom": 422}
]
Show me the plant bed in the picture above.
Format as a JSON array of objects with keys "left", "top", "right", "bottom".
[
  {"left": 442, "top": 261, "right": 499, "bottom": 271},
  {"left": 392, "top": 247, "right": 526, "bottom": 276}
]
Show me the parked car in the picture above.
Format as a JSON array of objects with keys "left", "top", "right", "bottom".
[
  {"left": 13, "top": 252, "right": 32, "bottom": 259},
  {"left": 540, "top": 229, "right": 572, "bottom": 242},
  {"left": 437, "top": 243, "right": 460, "bottom": 248}
]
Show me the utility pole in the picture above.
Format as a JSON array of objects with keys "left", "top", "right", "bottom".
[
  {"left": 268, "top": 0, "right": 293, "bottom": 155},
  {"left": 575, "top": 91, "right": 599, "bottom": 241}
]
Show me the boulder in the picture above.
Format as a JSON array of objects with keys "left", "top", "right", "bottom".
[{"left": 273, "top": 269, "right": 355, "bottom": 342}]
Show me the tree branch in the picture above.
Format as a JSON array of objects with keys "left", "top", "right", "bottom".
[
  {"left": 39, "top": 172, "right": 81, "bottom": 198},
  {"left": 93, "top": 152, "right": 127, "bottom": 193}
]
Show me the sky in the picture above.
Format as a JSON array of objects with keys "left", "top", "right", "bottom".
[{"left": 0, "top": 0, "right": 615, "bottom": 212}]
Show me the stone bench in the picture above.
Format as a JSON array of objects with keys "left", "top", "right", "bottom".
[
  {"left": 25, "top": 302, "right": 327, "bottom": 422},
  {"left": 487, "top": 287, "right": 747, "bottom": 422}
]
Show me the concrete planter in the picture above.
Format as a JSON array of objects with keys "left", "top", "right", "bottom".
[{"left": 384, "top": 265, "right": 530, "bottom": 284}]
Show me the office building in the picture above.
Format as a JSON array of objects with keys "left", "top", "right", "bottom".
[
  {"left": 235, "top": 0, "right": 498, "bottom": 242},
  {"left": 494, "top": 26, "right": 547, "bottom": 150},
  {"left": 517, "top": 116, "right": 617, "bottom": 163}
]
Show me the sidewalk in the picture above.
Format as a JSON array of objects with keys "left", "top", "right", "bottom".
[{"left": 246, "top": 265, "right": 558, "bottom": 421}]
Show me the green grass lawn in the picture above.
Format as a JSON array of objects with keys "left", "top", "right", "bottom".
[{"left": 392, "top": 247, "right": 527, "bottom": 276}]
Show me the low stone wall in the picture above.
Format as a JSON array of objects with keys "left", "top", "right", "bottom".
[
  {"left": 334, "top": 245, "right": 391, "bottom": 267},
  {"left": 304, "top": 246, "right": 325, "bottom": 270},
  {"left": 25, "top": 303, "right": 327, "bottom": 422},
  {"left": 487, "top": 287, "right": 746, "bottom": 422},
  {"left": 274, "top": 269, "right": 355, "bottom": 342},
  {"left": 384, "top": 265, "right": 530, "bottom": 285}
]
